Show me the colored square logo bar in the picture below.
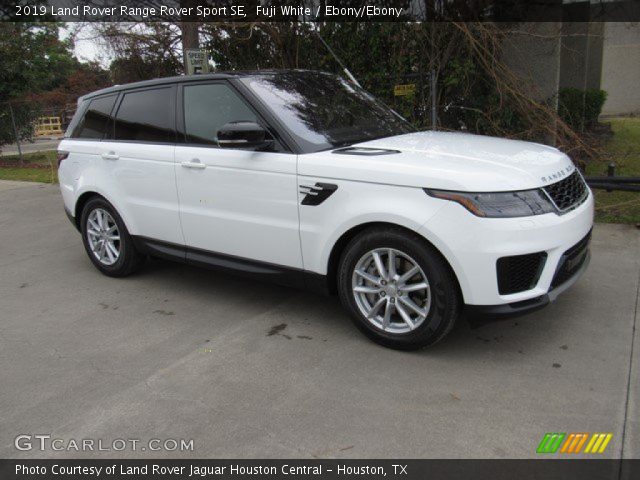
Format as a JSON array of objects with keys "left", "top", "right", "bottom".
[{"left": 537, "top": 433, "right": 612, "bottom": 454}]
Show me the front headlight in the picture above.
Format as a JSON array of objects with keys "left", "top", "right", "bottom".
[{"left": 424, "top": 188, "right": 556, "bottom": 218}]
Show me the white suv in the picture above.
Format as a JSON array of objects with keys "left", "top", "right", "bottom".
[{"left": 58, "top": 70, "right": 593, "bottom": 349}]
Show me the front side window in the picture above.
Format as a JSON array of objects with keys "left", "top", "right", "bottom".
[
  {"left": 114, "top": 88, "right": 172, "bottom": 143},
  {"left": 240, "top": 72, "right": 414, "bottom": 152},
  {"left": 72, "top": 94, "right": 117, "bottom": 139},
  {"left": 183, "top": 83, "right": 258, "bottom": 146}
]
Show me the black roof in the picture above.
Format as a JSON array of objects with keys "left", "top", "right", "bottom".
[{"left": 80, "top": 69, "right": 325, "bottom": 102}]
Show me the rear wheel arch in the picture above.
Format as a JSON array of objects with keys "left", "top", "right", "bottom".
[
  {"left": 79, "top": 196, "right": 145, "bottom": 277},
  {"left": 74, "top": 192, "right": 103, "bottom": 231},
  {"left": 74, "top": 191, "right": 132, "bottom": 234},
  {"left": 326, "top": 222, "right": 462, "bottom": 301}
]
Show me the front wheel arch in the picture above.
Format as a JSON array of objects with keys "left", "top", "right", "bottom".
[
  {"left": 335, "top": 225, "right": 462, "bottom": 349},
  {"left": 326, "top": 222, "right": 462, "bottom": 301}
]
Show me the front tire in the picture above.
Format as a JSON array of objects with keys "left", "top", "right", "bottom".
[
  {"left": 80, "top": 197, "right": 144, "bottom": 277},
  {"left": 337, "top": 227, "right": 460, "bottom": 350}
]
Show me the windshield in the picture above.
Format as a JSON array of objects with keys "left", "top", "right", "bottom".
[{"left": 240, "top": 72, "right": 415, "bottom": 153}]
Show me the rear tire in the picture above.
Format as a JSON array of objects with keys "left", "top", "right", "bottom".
[
  {"left": 80, "top": 197, "right": 144, "bottom": 277},
  {"left": 337, "top": 227, "right": 460, "bottom": 350}
]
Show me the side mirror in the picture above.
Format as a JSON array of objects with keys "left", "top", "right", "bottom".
[{"left": 217, "top": 121, "right": 273, "bottom": 150}]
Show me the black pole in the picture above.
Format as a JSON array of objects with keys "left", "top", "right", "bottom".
[
  {"left": 430, "top": 69, "right": 437, "bottom": 129},
  {"left": 8, "top": 103, "right": 23, "bottom": 167},
  {"left": 607, "top": 162, "right": 616, "bottom": 192}
]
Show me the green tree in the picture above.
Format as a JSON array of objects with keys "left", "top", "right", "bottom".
[
  {"left": 0, "top": 23, "right": 77, "bottom": 148},
  {"left": 97, "top": 23, "right": 183, "bottom": 83}
]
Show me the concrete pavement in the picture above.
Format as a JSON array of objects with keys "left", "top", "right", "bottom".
[{"left": 0, "top": 181, "right": 638, "bottom": 459}]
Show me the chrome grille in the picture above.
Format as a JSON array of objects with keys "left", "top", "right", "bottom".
[{"left": 543, "top": 171, "right": 588, "bottom": 212}]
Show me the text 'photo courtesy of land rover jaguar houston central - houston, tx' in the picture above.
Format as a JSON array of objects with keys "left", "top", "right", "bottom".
[{"left": 57, "top": 70, "right": 593, "bottom": 349}]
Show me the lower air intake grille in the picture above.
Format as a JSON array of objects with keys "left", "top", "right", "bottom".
[{"left": 497, "top": 252, "right": 547, "bottom": 295}]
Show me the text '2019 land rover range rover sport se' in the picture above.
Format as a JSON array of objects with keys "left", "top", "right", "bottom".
[{"left": 58, "top": 70, "right": 594, "bottom": 350}]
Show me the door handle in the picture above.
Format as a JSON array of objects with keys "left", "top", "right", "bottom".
[
  {"left": 181, "top": 159, "right": 206, "bottom": 170},
  {"left": 101, "top": 152, "right": 119, "bottom": 161}
]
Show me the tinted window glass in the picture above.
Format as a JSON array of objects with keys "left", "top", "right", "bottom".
[
  {"left": 114, "top": 88, "right": 172, "bottom": 143},
  {"left": 72, "top": 94, "right": 117, "bottom": 139},
  {"left": 240, "top": 72, "right": 414, "bottom": 152},
  {"left": 183, "top": 83, "right": 257, "bottom": 145},
  {"left": 66, "top": 100, "right": 88, "bottom": 138}
]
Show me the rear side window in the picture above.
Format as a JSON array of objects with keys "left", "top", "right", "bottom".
[
  {"left": 114, "top": 88, "right": 173, "bottom": 143},
  {"left": 70, "top": 94, "right": 117, "bottom": 139},
  {"left": 183, "top": 83, "right": 257, "bottom": 145}
]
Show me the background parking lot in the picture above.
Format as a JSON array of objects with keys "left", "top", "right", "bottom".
[{"left": 0, "top": 180, "right": 638, "bottom": 459}]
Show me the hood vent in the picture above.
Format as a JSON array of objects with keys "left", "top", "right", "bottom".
[{"left": 332, "top": 147, "right": 400, "bottom": 156}]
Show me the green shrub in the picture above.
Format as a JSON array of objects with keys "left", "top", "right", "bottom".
[{"left": 558, "top": 88, "right": 608, "bottom": 131}]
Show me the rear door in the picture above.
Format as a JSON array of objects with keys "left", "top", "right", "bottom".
[
  {"left": 99, "top": 85, "right": 183, "bottom": 245},
  {"left": 174, "top": 81, "right": 302, "bottom": 268},
  {"left": 59, "top": 93, "right": 118, "bottom": 211}
]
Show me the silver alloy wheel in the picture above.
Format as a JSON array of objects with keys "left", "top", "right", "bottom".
[
  {"left": 352, "top": 248, "right": 431, "bottom": 334},
  {"left": 86, "top": 208, "right": 121, "bottom": 266}
]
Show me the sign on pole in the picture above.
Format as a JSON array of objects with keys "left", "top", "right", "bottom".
[
  {"left": 393, "top": 84, "right": 416, "bottom": 97},
  {"left": 185, "top": 49, "right": 211, "bottom": 75}
]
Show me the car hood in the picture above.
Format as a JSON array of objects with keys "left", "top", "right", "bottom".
[{"left": 298, "top": 131, "right": 576, "bottom": 191}]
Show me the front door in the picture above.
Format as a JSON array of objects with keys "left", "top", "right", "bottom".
[{"left": 174, "top": 81, "right": 302, "bottom": 269}]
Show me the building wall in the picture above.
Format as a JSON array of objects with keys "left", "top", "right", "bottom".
[
  {"left": 559, "top": 22, "right": 604, "bottom": 91},
  {"left": 586, "top": 22, "right": 605, "bottom": 90},
  {"left": 601, "top": 22, "right": 640, "bottom": 116},
  {"left": 501, "top": 22, "right": 562, "bottom": 145},
  {"left": 501, "top": 22, "right": 563, "bottom": 103}
]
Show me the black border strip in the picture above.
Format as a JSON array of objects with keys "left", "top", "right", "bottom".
[
  {"left": 4, "top": 0, "right": 640, "bottom": 22},
  {"left": 1, "top": 459, "right": 638, "bottom": 480}
]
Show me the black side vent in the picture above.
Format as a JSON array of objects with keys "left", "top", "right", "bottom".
[
  {"left": 299, "top": 183, "right": 338, "bottom": 206},
  {"left": 497, "top": 252, "right": 547, "bottom": 295}
]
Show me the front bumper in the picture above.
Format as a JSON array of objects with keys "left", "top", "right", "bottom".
[
  {"left": 419, "top": 190, "right": 594, "bottom": 308},
  {"left": 466, "top": 249, "right": 590, "bottom": 317}
]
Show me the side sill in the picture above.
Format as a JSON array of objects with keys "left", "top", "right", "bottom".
[
  {"left": 132, "top": 236, "right": 186, "bottom": 262},
  {"left": 131, "top": 236, "right": 330, "bottom": 295}
]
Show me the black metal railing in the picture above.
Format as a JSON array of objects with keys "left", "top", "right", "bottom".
[{"left": 584, "top": 163, "right": 640, "bottom": 192}]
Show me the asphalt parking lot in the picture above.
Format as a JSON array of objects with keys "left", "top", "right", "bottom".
[{"left": 1, "top": 180, "right": 638, "bottom": 459}]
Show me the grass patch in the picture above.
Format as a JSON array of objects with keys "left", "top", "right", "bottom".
[
  {"left": 0, "top": 150, "right": 57, "bottom": 183},
  {"left": 585, "top": 117, "right": 640, "bottom": 224},
  {"left": 0, "top": 150, "right": 57, "bottom": 165},
  {"left": 0, "top": 167, "right": 58, "bottom": 183}
]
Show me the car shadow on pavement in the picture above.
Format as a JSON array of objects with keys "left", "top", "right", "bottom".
[{"left": 132, "top": 256, "right": 570, "bottom": 358}]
